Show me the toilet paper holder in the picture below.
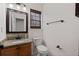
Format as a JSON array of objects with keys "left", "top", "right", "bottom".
[{"left": 56, "top": 45, "right": 62, "bottom": 50}]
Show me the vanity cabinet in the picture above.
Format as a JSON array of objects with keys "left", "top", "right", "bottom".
[
  {"left": 1, "top": 46, "right": 17, "bottom": 56},
  {"left": 0, "top": 48, "right": 1, "bottom": 55},
  {"left": 0, "top": 42, "right": 32, "bottom": 56}
]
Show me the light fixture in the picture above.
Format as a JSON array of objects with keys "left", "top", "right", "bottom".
[
  {"left": 9, "top": 4, "right": 13, "bottom": 8},
  {"left": 23, "top": 7, "right": 26, "bottom": 10},
  {"left": 23, "top": 5, "right": 26, "bottom": 10},
  {"left": 17, "top": 5, "right": 20, "bottom": 9},
  {"left": 16, "top": 3, "right": 20, "bottom": 10},
  {"left": 16, "top": 3, "right": 26, "bottom": 11}
]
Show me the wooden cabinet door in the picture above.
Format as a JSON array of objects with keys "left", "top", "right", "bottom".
[
  {"left": 26, "top": 43, "right": 32, "bottom": 56},
  {"left": 18, "top": 43, "right": 32, "bottom": 56},
  {"left": 0, "top": 48, "right": 1, "bottom": 55},
  {"left": 1, "top": 47, "right": 17, "bottom": 56},
  {"left": 25, "top": 43, "right": 32, "bottom": 56}
]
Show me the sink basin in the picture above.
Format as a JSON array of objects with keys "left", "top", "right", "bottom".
[
  {"left": 12, "top": 39, "right": 26, "bottom": 44},
  {"left": 2, "top": 39, "right": 32, "bottom": 47},
  {"left": 12, "top": 41, "right": 23, "bottom": 44}
]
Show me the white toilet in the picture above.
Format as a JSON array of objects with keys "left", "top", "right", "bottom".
[{"left": 33, "top": 37, "right": 48, "bottom": 56}]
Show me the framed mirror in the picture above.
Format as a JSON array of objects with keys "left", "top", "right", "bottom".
[{"left": 6, "top": 8, "right": 28, "bottom": 33}]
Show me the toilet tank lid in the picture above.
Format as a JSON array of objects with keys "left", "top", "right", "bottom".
[
  {"left": 37, "top": 45, "right": 48, "bottom": 52},
  {"left": 33, "top": 37, "right": 40, "bottom": 40}
]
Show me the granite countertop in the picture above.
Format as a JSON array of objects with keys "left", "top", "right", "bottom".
[{"left": 0, "top": 39, "right": 32, "bottom": 48}]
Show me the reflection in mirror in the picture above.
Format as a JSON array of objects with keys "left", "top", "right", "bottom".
[
  {"left": 16, "top": 18, "right": 24, "bottom": 31},
  {"left": 6, "top": 8, "right": 28, "bottom": 33}
]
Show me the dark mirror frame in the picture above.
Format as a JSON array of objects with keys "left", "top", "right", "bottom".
[{"left": 6, "top": 8, "right": 28, "bottom": 33}]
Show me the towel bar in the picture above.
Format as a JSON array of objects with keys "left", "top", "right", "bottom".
[{"left": 47, "top": 20, "right": 64, "bottom": 25}]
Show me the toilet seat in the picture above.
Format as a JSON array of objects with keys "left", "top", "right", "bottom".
[{"left": 36, "top": 45, "right": 48, "bottom": 53}]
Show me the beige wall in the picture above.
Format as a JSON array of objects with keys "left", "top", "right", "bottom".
[
  {"left": 6, "top": 3, "right": 43, "bottom": 40},
  {"left": 26, "top": 3, "right": 43, "bottom": 40},
  {"left": 0, "top": 3, "right": 43, "bottom": 42},
  {"left": 42, "top": 3, "right": 79, "bottom": 56},
  {"left": 0, "top": 4, "right": 6, "bottom": 42}
]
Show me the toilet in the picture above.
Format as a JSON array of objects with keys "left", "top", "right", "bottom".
[{"left": 33, "top": 37, "right": 48, "bottom": 56}]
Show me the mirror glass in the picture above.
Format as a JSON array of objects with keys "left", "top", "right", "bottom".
[{"left": 6, "top": 8, "right": 28, "bottom": 33}]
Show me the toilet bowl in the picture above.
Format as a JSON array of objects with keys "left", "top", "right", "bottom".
[
  {"left": 36, "top": 45, "right": 48, "bottom": 56},
  {"left": 33, "top": 37, "right": 48, "bottom": 56}
]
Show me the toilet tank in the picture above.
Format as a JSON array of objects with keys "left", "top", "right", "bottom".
[{"left": 33, "top": 38, "right": 43, "bottom": 46}]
